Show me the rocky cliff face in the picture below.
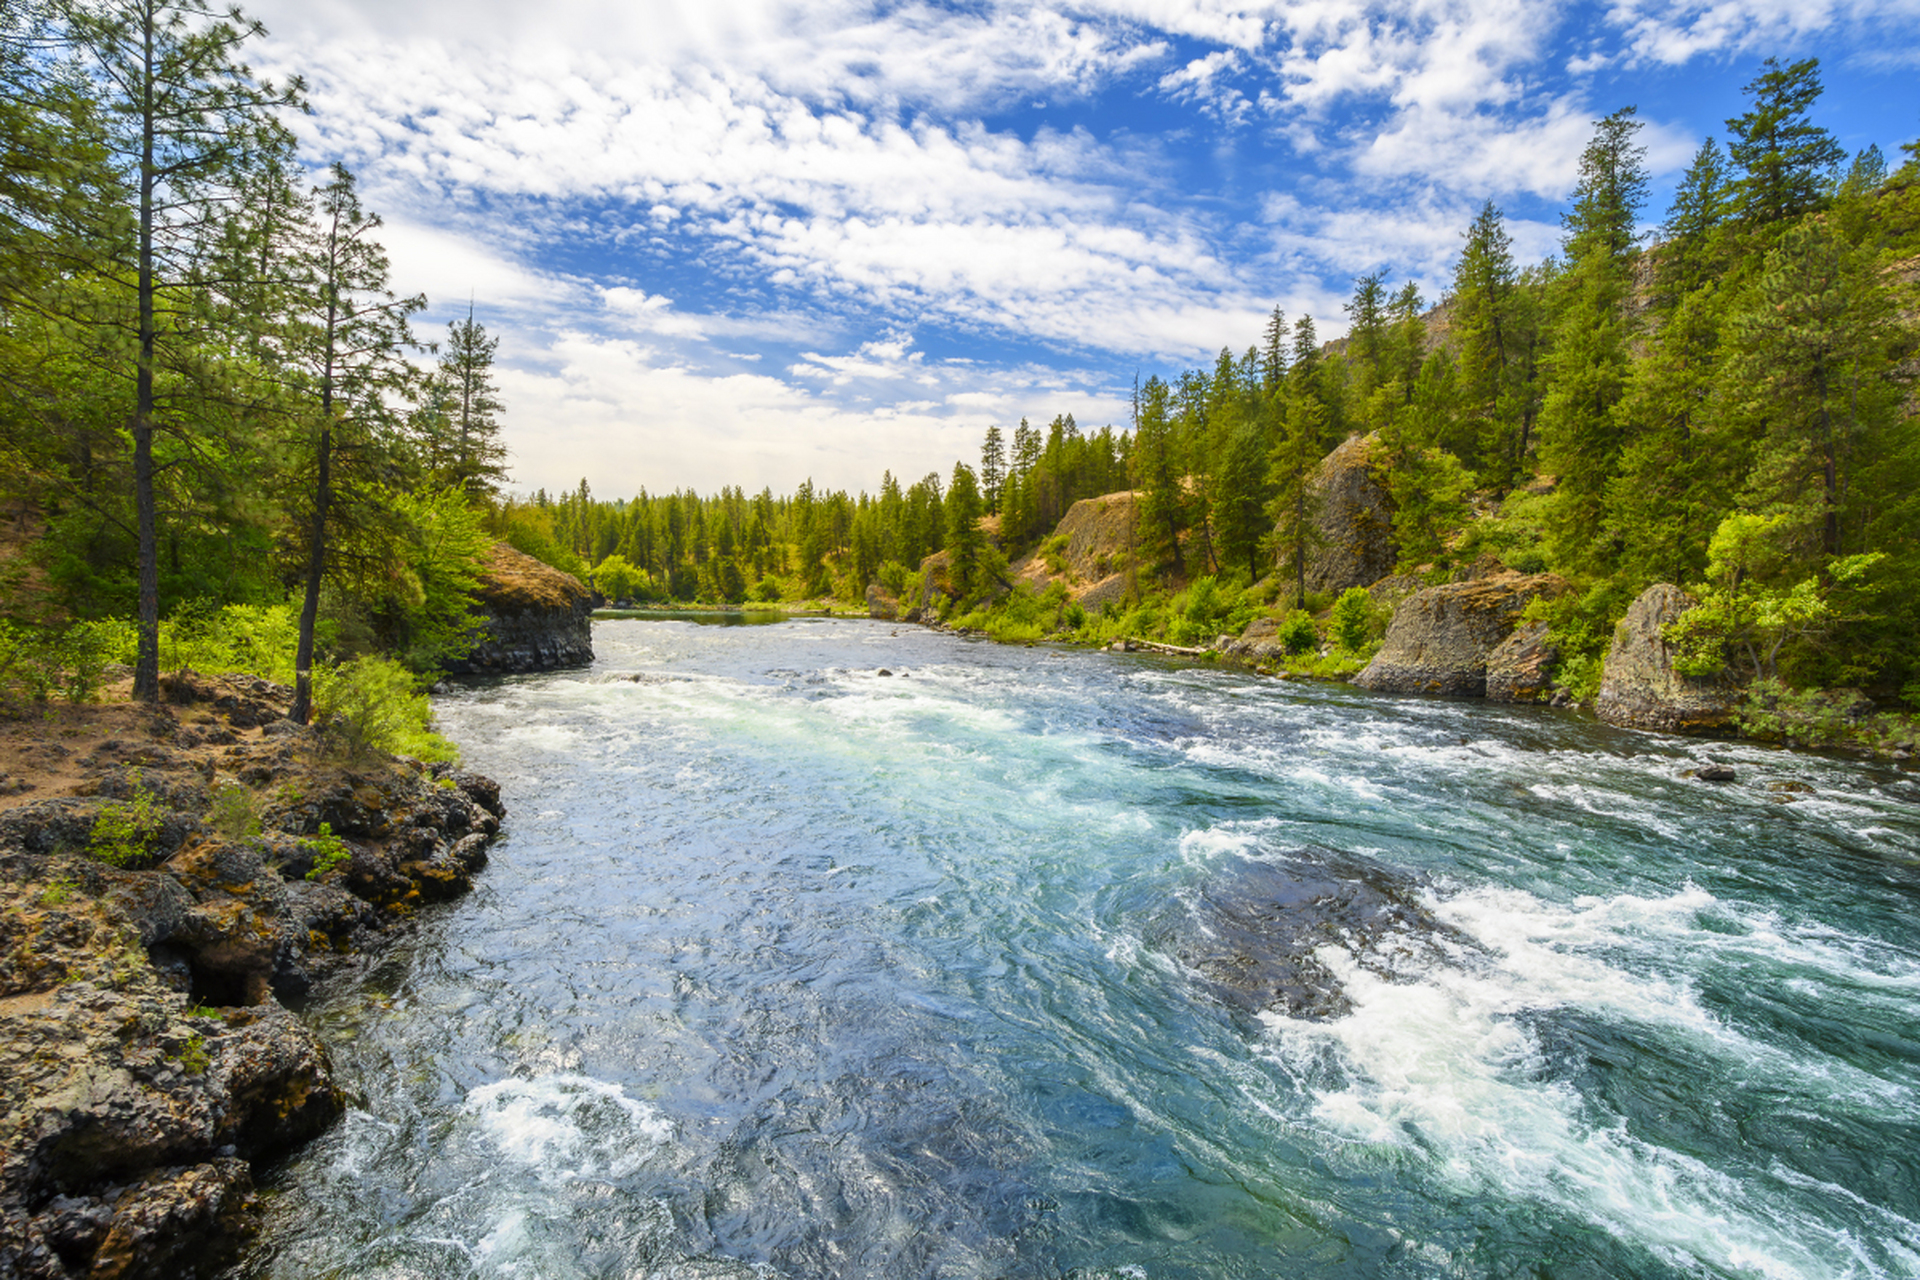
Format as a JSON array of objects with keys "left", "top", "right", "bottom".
[
  {"left": 1007, "top": 491, "right": 1139, "bottom": 610},
  {"left": 0, "top": 675, "right": 505, "bottom": 1278},
  {"left": 1289, "top": 433, "right": 1396, "bottom": 595},
  {"left": 1353, "top": 571, "right": 1568, "bottom": 697},
  {"left": 1595, "top": 584, "right": 1739, "bottom": 732},
  {"left": 443, "top": 543, "right": 592, "bottom": 676}
]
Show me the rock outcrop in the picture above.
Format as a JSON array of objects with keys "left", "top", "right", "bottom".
[
  {"left": 1354, "top": 571, "right": 1568, "bottom": 697},
  {"left": 1485, "top": 620, "right": 1560, "bottom": 703},
  {"left": 0, "top": 678, "right": 505, "bottom": 1277},
  {"left": 1008, "top": 491, "right": 1139, "bottom": 606},
  {"left": 865, "top": 582, "right": 900, "bottom": 621},
  {"left": 1286, "top": 434, "right": 1396, "bottom": 595},
  {"left": 1595, "top": 584, "right": 1738, "bottom": 732},
  {"left": 443, "top": 543, "right": 592, "bottom": 676}
]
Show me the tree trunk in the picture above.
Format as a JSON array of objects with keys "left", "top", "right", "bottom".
[{"left": 131, "top": 8, "right": 160, "bottom": 704}]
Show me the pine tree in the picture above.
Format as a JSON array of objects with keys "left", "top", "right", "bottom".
[
  {"left": 1343, "top": 271, "right": 1388, "bottom": 403},
  {"left": 979, "top": 425, "right": 1005, "bottom": 515},
  {"left": 1267, "top": 385, "right": 1326, "bottom": 606},
  {"left": 1660, "top": 138, "right": 1730, "bottom": 297},
  {"left": 1259, "top": 305, "right": 1288, "bottom": 396},
  {"left": 289, "top": 163, "right": 423, "bottom": 722},
  {"left": 1725, "top": 57, "right": 1844, "bottom": 227},
  {"left": 427, "top": 305, "right": 508, "bottom": 499},
  {"left": 1131, "top": 376, "right": 1185, "bottom": 578},
  {"left": 1540, "top": 107, "right": 1648, "bottom": 572},
  {"left": 1450, "top": 200, "right": 1527, "bottom": 486},
  {"left": 58, "top": 0, "right": 301, "bottom": 700},
  {"left": 944, "top": 461, "right": 984, "bottom": 600}
]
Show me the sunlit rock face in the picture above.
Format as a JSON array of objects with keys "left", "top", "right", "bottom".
[
  {"left": 1596, "top": 583, "right": 1737, "bottom": 732},
  {"left": 1354, "top": 571, "right": 1568, "bottom": 697},
  {"left": 444, "top": 543, "right": 593, "bottom": 676}
]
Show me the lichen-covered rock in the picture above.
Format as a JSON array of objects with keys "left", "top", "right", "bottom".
[
  {"left": 1485, "top": 620, "right": 1560, "bottom": 703},
  {"left": 0, "top": 687, "right": 508, "bottom": 1277},
  {"left": 1008, "top": 491, "right": 1139, "bottom": 606},
  {"left": 443, "top": 542, "right": 593, "bottom": 676},
  {"left": 1354, "top": 572, "right": 1568, "bottom": 697},
  {"left": 1285, "top": 434, "right": 1396, "bottom": 595},
  {"left": 865, "top": 582, "right": 899, "bottom": 620},
  {"left": 1596, "top": 584, "right": 1738, "bottom": 732}
]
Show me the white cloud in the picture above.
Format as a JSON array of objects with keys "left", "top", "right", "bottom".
[{"left": 497, "top": 331, "right": 1131, "bottom": 496}]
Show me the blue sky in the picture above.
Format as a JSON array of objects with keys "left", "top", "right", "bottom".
[{"left": 246, "top": 0, "right": 1920, "bottom": 498}]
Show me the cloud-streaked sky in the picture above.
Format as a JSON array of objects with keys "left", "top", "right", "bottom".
[{"left": 247, "top": 0, "right": 1920, "bottom": 497}]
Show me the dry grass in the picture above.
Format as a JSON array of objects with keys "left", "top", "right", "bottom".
[{"left": 477, "top": 542, "right": 587, "bottom": 612}]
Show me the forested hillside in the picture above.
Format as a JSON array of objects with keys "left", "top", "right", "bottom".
[
  {"left": 508, "top": 61, "right": 1920, "bottom": 718},
  {"left": 2, "top": 6, "right": 1915, "bottom": 734}
]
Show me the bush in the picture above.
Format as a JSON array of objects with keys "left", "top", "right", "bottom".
[
  {"left": 1329, "top": 587, "right": 1376, "bottom": 653},
  {"left": 301, "top": 822, "right": 351, "bottom": 881},
  {"left": 90, "top": 774, "right": 163, "bottom": 868},
  {"left": 1277, "top": 610, "right": 1318, "bottom": 655},
  {"left": 0, "top": 619, "right": 119, "bottom": 705},
  {"left": 208, "top": 784, "right": 262, "bottom": 842},
  {"left": 98, "top": 601, "right": 300, "bottom": 686},
  {"left": 313, "top": 655, "right": 459, "bottom": 764}
]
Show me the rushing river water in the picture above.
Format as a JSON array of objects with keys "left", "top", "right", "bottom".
[{"left": 240, "top": 616, "right": 1920, "bottom": 1280}]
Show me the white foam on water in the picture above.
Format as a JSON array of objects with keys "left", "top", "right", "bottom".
[
  {"left": 1256, "top": 881, "right": 1919, "bottom": 1278},
  {"left": 463, "top": 1075, "right": 673, "bottom": 1184},
  {"left": 1176, "top": 821, "right": 1273, "bottom": 867}
]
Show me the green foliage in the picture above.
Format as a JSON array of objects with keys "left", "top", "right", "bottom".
[
  {"left": 38, "top": 877, "right": 79, "bottom": 907},
  {"left": 313, "top": 655, "right": 459, "bottom": 764},
  {"left": 1329, "top": 587, "right": 1378, "bottom": 654},
  {"left": 89, "top": 775, "right": 163, "bottom": 869},
  {"left": 0, "top": 620, "right": 116, "bottom": 705},
  {"left": 593, "top": 552, "right": 640, "bottom": 602},
  {"left": 1277, "top": 610, "right": 1319, "bottom": 655},
  {"left": 174, "top": 1033, "right": 210, "bottom": 1075},
  {"left": 207, "top": 784, "right": 262, "bottom": 842},
  {"left": 301, "top": 822, "right": 351, "bottom": 881},
  {"left": 113, "top": 602, "right": 300, "bottom": 685},
  {"left": 1664, "top": 512, "right": 1884, "bottom": 682}
]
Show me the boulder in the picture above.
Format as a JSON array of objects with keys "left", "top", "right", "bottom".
[
  {"left": 442, "top": 543, "right": 593, "bottom": 676},
  {"left": 865, "top": 582, "right": 899, "bottom": 621},
  {"left": 1594, "top": 584, "right": 1738, "bottom": 732},
  {"left": 1354, "top": 572, "right": 1568, "bottom": 697},
  {"left": 1485, "top": 620, "right": 1560, "bottom": 703},
  {"left": 1284, "top": 434, "right": 1396, "bottom": 595}
]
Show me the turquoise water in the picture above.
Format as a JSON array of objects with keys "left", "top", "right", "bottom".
[{"left": 242, "top": 617, "right": 1920, "bottom": 1279}]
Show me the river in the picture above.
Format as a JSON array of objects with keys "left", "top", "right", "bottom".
[{"left": 238, "top": 616, "right": 1920, "bottom": 1279}]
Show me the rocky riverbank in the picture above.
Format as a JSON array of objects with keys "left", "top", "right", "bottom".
[{"left": 0, "top": 673, "right": 504, "bottom": 1278}]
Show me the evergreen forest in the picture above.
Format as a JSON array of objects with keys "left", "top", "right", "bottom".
[{"left": 2, "top": 0, "right": 1917, "bottom": 734}]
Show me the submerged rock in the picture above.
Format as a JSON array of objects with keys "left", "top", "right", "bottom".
[
  {"left": 1156, "top": 850, "right": 1473, "bottom": 1020},
  {"left": 1595, "top": 584, "right": 1738, "bottom": 733},
  {"left": 1354, "top": 572, "right": 1568, "bottom": 697}
]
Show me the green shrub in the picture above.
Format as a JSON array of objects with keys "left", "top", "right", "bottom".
[
  {"left": 208, "top": 784, "right": 262, "bottom": 842},
  {"left": 1277, "top": 610, "right": 1319, "bottom": 655},
  {"left": 1329, "top": 587, "right": 1376, "bottom": 653},
  {"left": 0, "top": 619, "right": 120, "bottom": 705},
  {"left": 302, "top": 822, "right": 351, "bottom": 881},
  {"left": 90, "top": 774, "right": 163, "bottom": 868},
  {"left": 1064, "top": 601, "right": 1088, "bottom": 631},
  {"left": 313, "top": 655, "right": 459, "bottom": 765}
]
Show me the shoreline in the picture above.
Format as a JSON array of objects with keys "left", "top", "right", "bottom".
[{"left": 0, "top": 674, "right": 506, "bottom": 1279}]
